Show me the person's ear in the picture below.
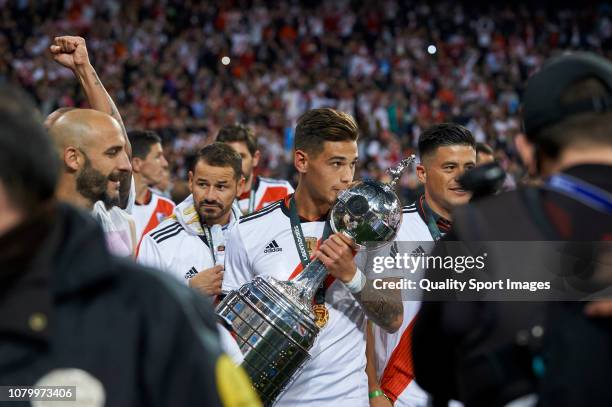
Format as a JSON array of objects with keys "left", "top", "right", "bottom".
[
  {"left": 187, "top": 171, "right": 194, "bottom": 193},
  {"left": 294, "top": 149, "right": 308, "bottom": 174},
  {"left": 131, "top": 157, "right": 143, "bottom": 173},
  {"left": 237, "top": 175, "right": 246, "bottom": 194},
  {"left": 252, "top": 150, "right": 261, "bottom": 168},
  {"left": 416, "top": 163, "right": 426, "bottom": 184},
  {"left": 64, "top": 146, "right": 81, "bottom": 172},
  {"left": 515, "top": 133, "right": 537, "bottom": 176}
]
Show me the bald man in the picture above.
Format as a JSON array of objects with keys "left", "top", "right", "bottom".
[
  {"left": 50, "top": 109, "right": 137, "bottom": 256},
  {"left": 48, "top": 36, "right": 134, "bottom": 211}
]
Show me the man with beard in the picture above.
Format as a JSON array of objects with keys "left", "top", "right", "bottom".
[
  {"left": 47, "top": 36, "right": 138, "bottom": 257},
  {"left": 137, "top": 142, "right": 244, "bottom": 297},
  {"left": 49, "top": 109, "right": 136, "bottom": 257},
  {"left": 216, "top": 124, "right": 294, "bottom": 214},
  {"left": 48, "top": 35, "right": 133, "bottom": 212}
]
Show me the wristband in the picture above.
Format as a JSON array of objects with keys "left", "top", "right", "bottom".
[
  {"left": 344, "top": 267, "right": 366, "bottom": 294},
  {"left": 368, "top": 389, "right": 385, "bottom": 399}
]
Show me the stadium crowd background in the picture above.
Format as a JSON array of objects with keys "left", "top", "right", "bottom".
[{"left": 3, "top": 0, "right": 612, "bottom": 200}]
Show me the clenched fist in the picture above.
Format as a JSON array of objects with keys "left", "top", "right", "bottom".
[
  {"left": 189, "top": 264, "right": 224, "bottom": 296},
  {"left": 49, "top": 36, "right": 90, "bottom": 71}
]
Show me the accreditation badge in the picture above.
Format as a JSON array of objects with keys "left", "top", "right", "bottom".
[{"left": 312, "top": 303, "right": 329, "bottom": 328}]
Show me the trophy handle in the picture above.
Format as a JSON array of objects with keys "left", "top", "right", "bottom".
[
  {"left": 291, "top": 259, "right": 328, "bottom": 306},
  {"left": 387, "top": 154, "right": 416, "bottom": 188}
]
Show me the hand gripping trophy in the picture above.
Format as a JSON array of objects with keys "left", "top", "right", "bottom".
[{"left": 216, "top": 156, "right": 416, "bottom": 406}]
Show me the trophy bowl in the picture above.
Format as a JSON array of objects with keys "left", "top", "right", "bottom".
[{"left": 330, "top": 179, "right": 403, "bottom": 251}]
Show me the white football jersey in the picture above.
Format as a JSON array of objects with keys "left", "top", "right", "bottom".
[
  {"left": 236, "top": 176, "right": 294, "bottom": 215},
  {"left": 223, "top": 197, "right": 368, "bottom": 407},
  {"left": 132, "top": 188, "right": 175, "bottom": 245},
  {"left": 137, "top": 195, "right": 240, "bottom": 286}
]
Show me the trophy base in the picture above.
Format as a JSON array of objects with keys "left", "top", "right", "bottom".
[{"left": 217, "top": 276, "right": 320, "bottom": 405}]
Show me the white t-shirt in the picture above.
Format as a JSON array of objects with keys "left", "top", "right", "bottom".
[
  {"left": 223, "top": 198, "right": 368, "bottom": 407},
  {"left": 91, "top": 201, "right": 137, "bottom": 258}
]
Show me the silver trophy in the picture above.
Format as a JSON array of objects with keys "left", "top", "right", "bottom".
[{"left": 216, "top": 156, "right": 416, "bottom": 406}]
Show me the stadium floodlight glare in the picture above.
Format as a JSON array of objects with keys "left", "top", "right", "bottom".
[
  {"left": 221, "top": 56, "right": 231, "bottom": 65},
  {"left": 427, "top": 45, "right": 437, "bottom": 55}
]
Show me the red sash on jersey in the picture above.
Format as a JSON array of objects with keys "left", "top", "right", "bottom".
[
  {"left": 140, "top": 198, "right": 174, "bottom": 240},
  {"left": 379, "top": 315, "right": 418, "bottom": 402},
  {"left": 134, "top": 190, "right": 175, "bottom": 256}
]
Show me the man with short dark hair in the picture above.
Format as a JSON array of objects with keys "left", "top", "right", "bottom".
[
  {"left": 223, "top": 108, "right": 403, "bottom": 406},
  {"left": 138, "top": 142, "right": 244, "bottom": 296},
  {"left": 366, "top": 123, "right": 476, "bottom": 406},
  {"left": 128, "top": 130, "right": 175, "bottom": 244},
  {"left": 217, "top": 124, "right": 294, "bottom": 214},
  {"left": 0, "top": 83, "right": 260, "bottom": 407},
  {"left": 415, "top": 123, "right": 476, "bottom": 222}
]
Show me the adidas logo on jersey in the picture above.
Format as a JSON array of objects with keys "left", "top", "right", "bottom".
[
  {"left": 411, "top": 245, "right": 426, "bottom": 256},
  {"left": 264, "top": 240, "right": 282, "bottom": 253},
  {"left": 390, "top": 242, "right": 399, "bottom": 258},
  {"left": 184, "top": 266, "right": 198, "bottom": 280}
]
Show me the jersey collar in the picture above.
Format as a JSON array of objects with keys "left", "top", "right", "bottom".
[
  {"left": 136, "top": 188, "right": 153, "bottom": 206},
  {"left": 280, "top": 194, "right": 329, "bottom": 222}
]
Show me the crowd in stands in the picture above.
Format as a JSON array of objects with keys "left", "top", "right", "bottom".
[{"left": 3, "top": 0, "right": 612, "bottom": 196}]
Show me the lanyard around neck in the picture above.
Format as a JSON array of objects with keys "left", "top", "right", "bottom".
[
  {"left": 247, "top": 188, "right": 256, "bottom": 214},
  {"left": 421, "top": 196, "right": 443, "bottom": 242},
  {"left": 288, "top": 196, "right": 332, "bottom": 269},
  {"left": 202, "top": 226, "right": 216, "bottom": 263},
  {"left": 199, "top": 206, "right": 237, "bottom": 263},
  {"left": 246, "top": 176, "right": 258, "bottom": 214}
]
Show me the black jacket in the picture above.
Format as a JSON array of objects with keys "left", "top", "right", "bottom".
[
  {"left": 0, "top": 203, "right": 226, "bottom": 406},
  {"left": 412, "top": 164, "right": 612, "bottom": 407}
]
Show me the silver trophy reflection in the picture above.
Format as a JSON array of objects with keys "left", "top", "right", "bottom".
[{"left": 216, "top": 156, "right": 415, "bottom": 406}]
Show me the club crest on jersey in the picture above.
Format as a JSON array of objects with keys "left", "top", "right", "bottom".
[
  {"left": 305, "top": 237, "right": 318, "bottom": 257},
  {"left": 156, "top": 212, "right": 166, "bottom": 223},
  {"left": 263, "top": 240, "right": 282, "bottom": 253},
  {"left": 313, "top": 304, "right": 329, "bottom": 328}
]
